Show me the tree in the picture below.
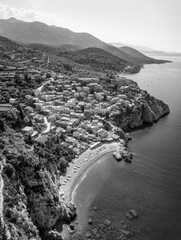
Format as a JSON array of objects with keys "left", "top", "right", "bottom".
[
  {"left": 105, "top": 111, "right": 110, "bottom": 120},
  {"left": 46, "top": 72, "right": 51, "bottom": 78},
  {"left": 24, "top": 74, "right": 31, "bottom": 83},
  {"left": 81, "top": 105, "right": 85, "bottom": 113},
  {"left": 64, "top": 64, "right": 73, "bottom": 72},
  {"left": 60, "top": 133, "right": 66, "bottom": 141},
  {"left": 0, "top": 119, "right": 5, "bottom": 131},
  {"left": 4, "top": 163, "right": 15, "bottom": 178},
  {"left": 59, "top": 157, "right": 67, "bottom": 173},
  {"left": 114, "top": 83, "right": 119, "bottom": 92},
  {"left": 90, "top": 88, "right": 95, "bottom": 94},
  {"left": 103, "top": 93, "right": 107, "bottom": 101}
]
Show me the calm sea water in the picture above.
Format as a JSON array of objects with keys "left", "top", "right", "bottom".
[{"left": 73, "top": 56, "right": 181, "bottom": 239}]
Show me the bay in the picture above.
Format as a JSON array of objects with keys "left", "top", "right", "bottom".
[{"left": 73, "top": 56, "right": 181, "bottom": 239}]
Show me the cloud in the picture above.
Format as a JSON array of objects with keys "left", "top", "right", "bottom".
[{"left": 0, "top": 2, "right": 64, "bottom": 26}]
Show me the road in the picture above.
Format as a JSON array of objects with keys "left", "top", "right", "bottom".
[
  {"left": 42, "top": 116, "right": 51, "bottom": 134},
  {"left": 0, "top": 158, "right": 4, "bottom": 233}
]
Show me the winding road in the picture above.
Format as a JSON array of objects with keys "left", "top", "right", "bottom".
[
  {"left": 42, "top": 116, "right": 51, "bottom": 134},
  {"left": 0, "top": 158, "right": 4, "bottom": 234}
]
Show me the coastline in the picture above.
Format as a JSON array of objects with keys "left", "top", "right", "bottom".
[{"left": 60, "top": 141, "right": 125, "bottom": 204}]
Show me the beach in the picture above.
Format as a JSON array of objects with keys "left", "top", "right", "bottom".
[{"left": 59, "top": 140, "right": 125, "bottom": 204}]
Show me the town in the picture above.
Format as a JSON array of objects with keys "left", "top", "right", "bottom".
[
  {"left": 0, "top": 36, "right": 146, "bottom": 157},
  {"left": 0, "top": 34, "right": 170, "bottom": 240},
  {"left": 0, "top": 48, "right": 145, "bottom": 157}
]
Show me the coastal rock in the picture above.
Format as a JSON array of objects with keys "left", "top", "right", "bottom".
[
  {"left": 122, "top": 224, "right": 128, "bottom": 230},
  {"left": 68, "top": 229, "right": 76, "bottom": 234},
  {"left": 113, "top": 151, "right": 122, "bottom": 161},
  {"left": 70, "top": 222, "right": 75, "bottom": 230},
  {"left": 110, "top": 91, "right": 170, "bottom": 131},
  {"left": 126, "top": 209, "right": 138, "bottom": 220},
  {"left": 88, "top": 218, "right": 93, "bottom": 225},
  {"left": 129, "top": 209, "right": 138, "bottom": 218},
  {"left": 85, "top": 232, "right": 92, "bottom": 238},
  {"left": 126, "top": 212, "right": 133, "bottom": 220},
  {"left": 104, "top": 219, "right": 112, "bottom": 226},
  {"left": 46, "top": 230, "right": 63, "bottom": 240},
  {"left": 113, "top": 149, "right": 133, "bottom": 163},
  {"left": 121, "top": 229, "right": 131, "bottom": 237},
  {"left": 93, "top": 206, "right": 98, "bottom": 211},
  {"left": 92, "top": 228, "right": 98, "bottom": 235},
  {"left": 124, "top": 152, "right": 133, "bottom": 163},
  {"left": 118, "top": 234, "right": 127, "bottom": 240}
]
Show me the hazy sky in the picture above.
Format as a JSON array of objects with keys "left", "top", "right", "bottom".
[{"left": 0, "top": 0, "right": 180, "bottom": 51}]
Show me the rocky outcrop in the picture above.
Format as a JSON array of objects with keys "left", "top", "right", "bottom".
[
  {"left": 110, "top": 92, "right": 170, "bottom": 131},
  {"left": 113, "top": 149, "right": 133, "bottom": 163},
  {"left": 0, "top": 129, "right": 76, "bottom": 240}
]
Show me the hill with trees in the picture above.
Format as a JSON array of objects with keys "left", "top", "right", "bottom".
[
  {"left": 119, "top": 46, "right": 170, "bottom": 64},
  {"left": 0, "top": 18, "right": 169, "bottom": 65},
  {"left": 58, "top": 47, "right": 140, "bottom": 72}
]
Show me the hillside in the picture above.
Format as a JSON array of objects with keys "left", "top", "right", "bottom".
[
  {"left": 58, "top": 47, "right": 141, "bottom": 72},
  {"left": 59, "top": 47, "right": 128, "bottom": 71},
  {"left": 102, "top": 44, "right": 141, "bottom": 64},
  {"left": 28, "top": 43, "right": 82, "bottom": 54},
  {"left": 0, "top": 35, "right": 20, "bottom": 51},
  {"left": 119, "top": 46, "right": 170, "bottom": 64},
  {"left": 0, "top": 36, "right": 25, "bottom": 64},
  {"left": 103, "top": 44, "right": 169, "bottom": 64},
  {"left": 0, "top": 18, "right": 105, "bottom": 48},
  {"left": 110, "top": 42, "right": 155, "bottom": 52},
  {"left": 0, "top": 18, "right": 169, "bottom": 66}
]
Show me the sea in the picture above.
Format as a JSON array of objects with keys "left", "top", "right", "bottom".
[{"left": 73, "top": 55, "right": 181, "bottom": 239}]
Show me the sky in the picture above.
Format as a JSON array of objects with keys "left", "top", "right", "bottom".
[{"left": 0, "top": 0, "right": 180, "bottom": 52}]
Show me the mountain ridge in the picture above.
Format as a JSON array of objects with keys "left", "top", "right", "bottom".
[
  {"left": 0, "top": 18, "right": 105, "bottom": 48},
  {"left": 0, "top": 18, "right": 169, "bottom": 65},
  {"left": 110, "top": 42, "right": 155, "bottom": 52},
  {"left": 119, "top": 46, "right": 168, "bottom": 64}
]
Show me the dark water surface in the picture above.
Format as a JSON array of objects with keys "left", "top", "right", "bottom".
[{"left": 73, "top": 56, "right": 181, "bottom": 239}]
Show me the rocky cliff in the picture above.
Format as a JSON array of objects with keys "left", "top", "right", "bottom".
[
  {"left": 0, "top": 128, "right": 76, "bottom": 240},
  {"left": 110, "top": 91, "right": 170, "bottom": 131}
]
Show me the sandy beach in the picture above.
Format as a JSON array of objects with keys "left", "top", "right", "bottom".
[{"left": 59, "top": 140, "right": 125, "bottom": 204}]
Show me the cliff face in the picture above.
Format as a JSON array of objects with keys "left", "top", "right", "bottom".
[
  {"left": 110, "top": 92, "right": 170, "bottom": 131},
  {"left": 0, "top": 129, "right": 76, "bottom": 240}
]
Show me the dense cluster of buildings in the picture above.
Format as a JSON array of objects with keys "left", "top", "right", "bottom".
[
  {"left": 0, "top": 42, "right": 144, "bottom": 156},
  {"left": 20, "top": 74, "right": 143, "bottom": 155}
]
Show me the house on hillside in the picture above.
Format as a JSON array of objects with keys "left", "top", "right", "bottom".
[
  {"left": 0, "top": 104, "right": 12, "bottom": 112},
  {"left": 22, "top": 126, "right": 34, "bottom": 134}
]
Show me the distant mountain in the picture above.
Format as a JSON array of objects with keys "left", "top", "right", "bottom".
[
  {"left": 102, "top": 45, "right": 168, "bottom": 64},
  {"left": 110, "top": 42, "right": 155, "bottom": 52},
  {"left": 141, "top": 50, "right": 181, "bottom": 57},
  {"left": 0, "top": 18, "right": 169, "bottom": 65},
  {"left": 0, "top": 18, "right": 105, "bottom": 48},
  {"left": 119, "top": 46, "right": 168, "bottom": 64},
  {"left": 111, "top": 42, "right": 181, "bottom": 58}
]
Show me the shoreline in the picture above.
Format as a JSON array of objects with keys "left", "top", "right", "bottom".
[{"left": 60, "top": 141, "right": 125, "bottom": 204}]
